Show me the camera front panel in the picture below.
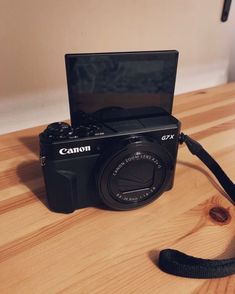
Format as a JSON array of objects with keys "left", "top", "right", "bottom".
[{"left": 40, "top": 115, "right": 180, "bottom": 213}]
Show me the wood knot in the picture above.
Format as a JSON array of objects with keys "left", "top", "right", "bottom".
[{"left": 209, "top": 207, "right": 231, "bottom": 225}]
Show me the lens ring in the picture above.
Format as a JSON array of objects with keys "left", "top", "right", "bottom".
[
  {"left": 108, "top": 151, "right": 165, "bottom": 203},
  {"left": 96, "top": 137, "right": 173, "bottom": 210}
]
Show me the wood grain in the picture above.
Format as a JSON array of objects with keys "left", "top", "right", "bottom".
[{"left": 0, "top": 83, "right": 234, "bottom": 293}]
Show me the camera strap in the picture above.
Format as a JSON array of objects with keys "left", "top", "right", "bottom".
[{"left": 158, "top": 133, "right": 235, "bottom": 278}]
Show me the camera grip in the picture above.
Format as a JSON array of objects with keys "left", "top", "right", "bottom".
[{"left": 44, "top": 168, "right": 77, "bottom": 213}]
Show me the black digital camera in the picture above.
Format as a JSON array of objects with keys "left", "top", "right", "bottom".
[{"left": 40, "top": 50, "right": 180, "bottom": 213}]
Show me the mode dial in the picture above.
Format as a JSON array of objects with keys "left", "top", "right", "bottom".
[{"left": 43, "top": 122, "right": 72, "bottom": 141}]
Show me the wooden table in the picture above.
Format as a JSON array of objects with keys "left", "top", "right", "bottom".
[{"left": 0, "top": 83, "right": 234, "bottom": 293}]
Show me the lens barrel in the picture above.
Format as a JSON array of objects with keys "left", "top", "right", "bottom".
[{"left": 96, "top": 136, "right": 173, "bottom": 210}]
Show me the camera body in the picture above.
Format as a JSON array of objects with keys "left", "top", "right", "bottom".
[
  {"left": 40, "top": 50, "right": 180, "bottom": 213},
  {"left": 40, "top": 108, "right": 180, "bottom": 213}
]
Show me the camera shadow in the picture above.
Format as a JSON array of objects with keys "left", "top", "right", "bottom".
[
  {"left": 148, "top": 250, "right": 161, "bottom": 267},
  {"left": 16, "top": 159, "right": 48, "bottom": 208},
  {"left": 217, "top": 236, "right": 235, "bottom": 259},
  {"left": 17, "top": 135, "right": 48, "bottom": 208},
  {"left": 19, "top": 135, "right": 40, "bottom": 156}
]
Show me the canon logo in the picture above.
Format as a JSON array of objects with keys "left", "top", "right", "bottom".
[{"left": 59, "top": 146, "right": 91, "bottom": 155}]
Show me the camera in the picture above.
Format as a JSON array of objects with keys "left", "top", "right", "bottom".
[
  {"left": 39, "top": 51, "right": 235, "bottom": 281},
  {"left": 40, "top": 50, "right": 180, "bottom": 213}
]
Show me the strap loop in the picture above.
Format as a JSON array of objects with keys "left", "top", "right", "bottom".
[{"left": 158, "top": 133, "right": 235, "bottom": 279}]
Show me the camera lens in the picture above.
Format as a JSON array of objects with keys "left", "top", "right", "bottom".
[
  {"left": 109, "top": 151, "right": 164, "bottom": 203},
  {"left": 96, "top": 136, "right": 173, "bottom": 210}
]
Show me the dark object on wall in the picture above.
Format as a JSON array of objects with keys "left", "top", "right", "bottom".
[{"left": 221, "top": 0, "right": 232, "bottom": 22}]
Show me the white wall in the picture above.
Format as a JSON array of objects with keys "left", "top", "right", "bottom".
[{"left": 0, "top": 0, "right": 235, "bottom": 134}]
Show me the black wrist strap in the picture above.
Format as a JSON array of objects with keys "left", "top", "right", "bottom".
[{"left": 158, "top": 133, "right": 235, "bottom": 279}]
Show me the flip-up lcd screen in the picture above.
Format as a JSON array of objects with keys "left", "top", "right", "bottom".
[{"left": 65, "top": 50, "right": 178, "bottom": 126}]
